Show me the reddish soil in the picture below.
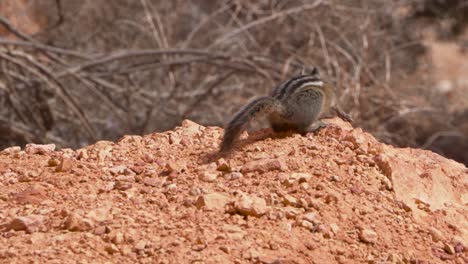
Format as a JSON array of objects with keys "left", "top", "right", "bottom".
[{"left": 0, "top": 118, "right": 466, "bottom": 263}]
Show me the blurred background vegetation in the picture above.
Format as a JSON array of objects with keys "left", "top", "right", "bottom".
[{"left": 0, "top": 0, "right": 467, "bottom": 165}]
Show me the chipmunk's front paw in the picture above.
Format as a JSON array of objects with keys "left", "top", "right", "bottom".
[{"left": 340, "top": 113, "right": 353, "bottom": 122}]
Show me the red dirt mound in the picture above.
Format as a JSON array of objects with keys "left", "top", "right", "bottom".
[{"left": 0, "top": 118, "right": 466, "bottom": 263}]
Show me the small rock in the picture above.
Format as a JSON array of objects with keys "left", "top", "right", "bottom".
[
  {"left": 168, "top": 133, "right": 181, "bottom": 144},
  {"left": 130, "top": 165, "right": 145, "bottom": 174},
  {"left": 98, "top": 182, "right": 115, "bottom": 193},
  {"left": 111, "top": 232, "right": 124, "bottom": 244},
  {"left": 195, "top": 193, "right": 230, "bottom": 211},
  {"left": 87, "top": 207, "right": 112, "bottom": 222},
  {"left": 216, "top": 158, "right": 231, "bottom": 172},
  {"left": 60, "top": 148, "right": 76, "bottom": 158},
  {"left": 25, "top": 143, "right": 55, "bottom": 154},
  {"left": 165, "top": 183, "right": 177, "bottom": 192},
  {"left": 200, "top": 171, "right": 219, "bottom": 182},
  {"left": 400, "top": 202, "right": 412, "bottom": 212},
  {"left": 299, "top": 220, "right": 314, "bottom": 230},
  {"left": 181, "top": 119, "right": 204, "bottom": 134},
  {"left": 108, "top": 165, "right": 127, "bottom": 175},
  {"left": 121, "top": 245, "right": 133, "bottom": 256},
  {"left": 64, "top": 213, "right": 93, "bottom": 232},
  {"left": 94, "top": 226, "right": 107, "bottom": 235},
  {"left": 234, "top": 194, "right": 268, "bottom": 217},
  {"left": 281, "top": 179, "right": 295, "bottom": 187},
  {"left": 219, "top": 246, "right": 230, "bottom": 254},
  {"left": 56, "top": 157, "right": 73, "bottom": 172},
  {"left": 429, "top": 227, "right": 443, "bottom": 242},
  {"left": 191, "top": 244, "right": 206, "bottom": 251},
  {"left": 303, "top": 212, "right": 318, "bottom": 224},
  {"left": 134, "top": 240, "right": 147, "bottom": 251},
  {"left": 330, "top": 175, "right": 341, "bottom": 182},
  {"left": 316, "top": 224, "right": 333, "bottom": 238},
  {"left": 115, "top": 175, "right": 135, "bottom": 182},
  {"left": 241, "top": 158, "right": 288, "bottom": 173},
  {"left": 359, "top": 229, "right": 378, "bottom": 244},
  {"left": 165, "top": 161, "right": 185, "bottom": 173},
  {"left": 105, "top": 244, "right": 119, "bottom": 254},
  {"left": 284, "top": 207, "right": 304, "bottom": 219},
  {"left": 283, "top": 195, "right": 298, "bottom": 206},
  {"left": 6, "top": 215, "right": 45, "bottom": 233},
  {"left": 341, "top": 129, "right": 374, "bottom": 152},
  {"left": 350, "top": 184, "right": 363, "bottom": 194},
  {"left": 381, "top": 176, "right": 392, "bottom": 190},
  {"left": 443, "top": 243, "right": 455, "bottom": 255},
  {"left": 189, "top": 188, "right": 202, "bottom": 196},
  {"left": 114, "top": 181, "right": 132, "bottom": 191},
  {"left": 330, "top": 223, "right": 340, "bottom": 234}
]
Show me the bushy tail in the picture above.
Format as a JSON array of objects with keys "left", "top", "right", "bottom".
[{"left": 220, "top": 96, "right": 283, "bottom": 152}]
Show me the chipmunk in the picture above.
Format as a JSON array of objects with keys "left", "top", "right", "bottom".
[{"left": 220, "top": 68, "right": 352, "bottom": 152}]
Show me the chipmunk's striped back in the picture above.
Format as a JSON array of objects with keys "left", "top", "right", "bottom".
[{"left": 272, "top": 75, "right": 323, "bottom": 100}]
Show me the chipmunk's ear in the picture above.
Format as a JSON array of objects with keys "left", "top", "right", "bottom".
[
  {"left": 310, "top": 67, "right": 319, "bottom": 76},
  {"left": 300, "top": 66, "right": 320, "bottom": 76}
]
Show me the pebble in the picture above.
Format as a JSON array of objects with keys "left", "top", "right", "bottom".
[
  {"left": 114, "top": 181, "right": 132, "bottom": 191},
  {"left": 111, "top": 232, "right": 124, "bottom": 244},
  {"left": 300, "top": 220, "right": 314, "bottom": 230},
  {"left": 64, "top": 213, "right": 93, "bottom": 232},
  {"left": 195, "top": 193, "right": 230, "bottom": 211},
  {"left": 216, "top": 158, "right": 231, "bottom": 172},
  {"left": 429, "top": 227, "right": 443, "bottom": 242},
  {"left": 443, "top": 243, "right": 455, "bottom": 255},
  {"left": 199, "top": 171, "right": 219, "bottom": 182},
  {"left": 108, "top": 165, "right": 127, "bottom": 175},
  {"left": 234, "top": 193, "right": 268, "bottom": 217},
  {"left": 134, "top": 240, "right": 147, "bottom": 251},
  {"left": 359, "top": 229, "right": 378, "bottom": 244},
  {"left": 105, "top": 244, "right": 119, "bottom": 254},
  {"left": 330, "top": 223, "right": 340, "bottom": 234},
  {"left": 303, "top": 212, "right": 318, "bottom": 224},
  {"left": 283, "top": 195, "right": 298, "bottom": 206}
]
